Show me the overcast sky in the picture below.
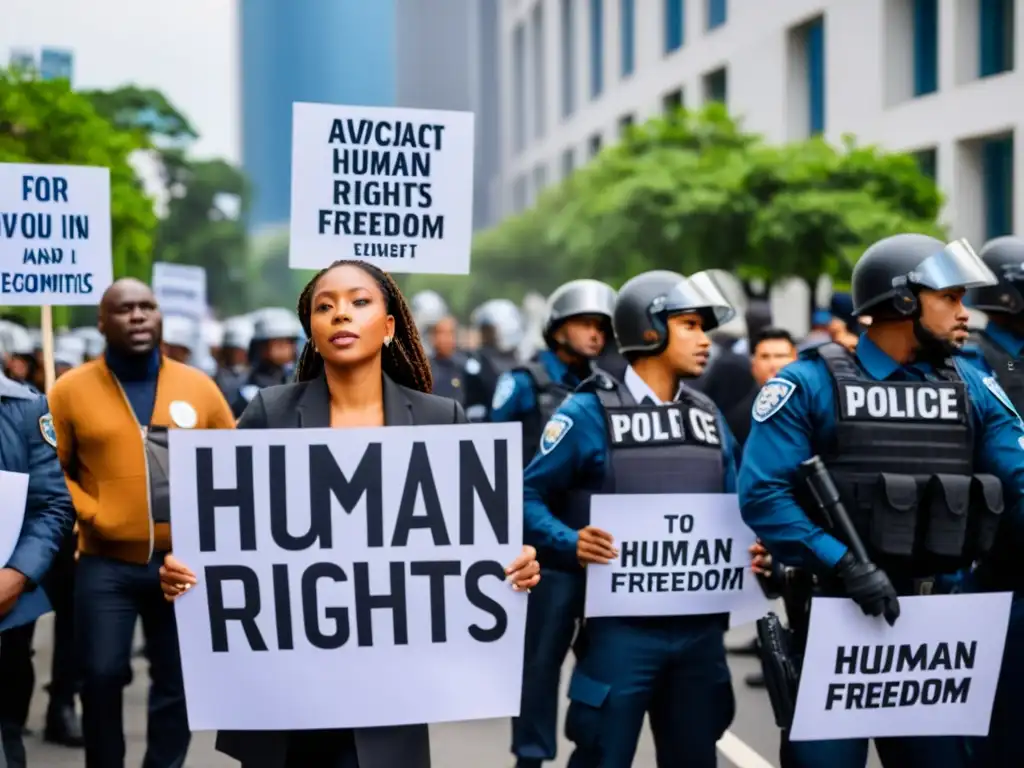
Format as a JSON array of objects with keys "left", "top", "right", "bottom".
[{"left": 2, "top": 0, "right": 239, "bottom": 163}]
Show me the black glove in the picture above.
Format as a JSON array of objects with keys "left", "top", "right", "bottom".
[{"left": 834, "top": 552, "right": 900, "bottom": 626}]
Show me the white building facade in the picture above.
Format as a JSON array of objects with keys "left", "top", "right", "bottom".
[{"left": 497, "top": 0, "right": 1022, "bottom": 248}]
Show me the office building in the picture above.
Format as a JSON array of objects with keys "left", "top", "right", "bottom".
[
  {"left": 40, "top": 47, "right": 73, "bottom": 84},
  {"left": 241, "top": 0, "right": 501, "bottom": 233},
  {"left": 499, "top": 0, "right": 1022, "bottom": 245}
]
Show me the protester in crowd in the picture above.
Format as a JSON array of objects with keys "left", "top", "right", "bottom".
[
  {"left": 159, "top": 260, "right": 541, "bottom": 768},
  {"left": 47, "top": 278, "right": 235, "bottom": 768},
  {"left": 725, "top": 327, "right": 798, "bottom": 447}
]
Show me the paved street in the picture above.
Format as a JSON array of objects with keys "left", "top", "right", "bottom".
[{"left": 23, "top": 617, "right": 880, "bottom": 767}]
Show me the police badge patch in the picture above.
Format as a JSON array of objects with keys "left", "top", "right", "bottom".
[
  {"left": 492, "top": 374, "right": 516, "bottom": 411},
  {"left": 39, "top": 413, "right": 57, "bottom": 448},
  {"left": 752, "top": 378, "right": 797, "bottom": 423},
  {"left": 539, "top": 414, "right": 573, "bottom": 455},
  {"left": 983, "top": 376, "right": 1022, "bottom": 419}
]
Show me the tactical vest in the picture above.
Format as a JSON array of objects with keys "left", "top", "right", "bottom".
[
  {"left": 970, "top": 330, "right": 1024, "bottom": 413},
  {"left": 564, "top": 374, "right": 725, "bottom": 533},
  {"left": 815, "top": 343, "right": 1003, "bottom": 579},
  {"left": 517, "top": 361, "right": 574, "bottom": 467}
]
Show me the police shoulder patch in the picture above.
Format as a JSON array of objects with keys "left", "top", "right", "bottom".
[
  {"left": 540, "top": 413, "right": 574, "bottom": 455},
  {"left": 464, "top": 357, "right": 481, "bottom": 376},
  {"left": 38, "top": 413, "right": 57, "bottom": 448},
  {"left": 982, "top": 376, "right": 1022, "bottom": 419},
  {"left": 492, "top": 373, "right": 516, "bottom": 411},
  {"left": 752, "top": 378, "right": 797, "bottom": 423}
]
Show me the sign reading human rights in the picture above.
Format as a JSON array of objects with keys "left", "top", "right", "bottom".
[
  {"left": 289, "top": 103, "right": 475, "bottom": 275},
  {"left": 0, "top": 162, "right": 112, "bottom": 304},
  {"left": 169, "top": 423, "right": 526, "bottom": 731},
  {"left": 789, "top": 593, "right": 1012, "bottom": 741},
  {"left": 584, "top": 493, "right": 769, "bottom": 626}
]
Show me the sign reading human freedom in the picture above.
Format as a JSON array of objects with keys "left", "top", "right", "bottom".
[
  {"left": 789, "top": 593, "right": 1012, "bottom": 741},
  {"left": 0, "top": 162, "right": 112, "bottom": 304},
  {"left": 289, "top": 102, "right": 475, "bottom": 275},
  {"left": 169, "top": 423, "right": 526, "bottom": 731},
  {"left": 584, "top": 493, "right": 769, "bottom": 626},
  {"left": 151, "top": 262, "right": 207, "bottom": 321}
]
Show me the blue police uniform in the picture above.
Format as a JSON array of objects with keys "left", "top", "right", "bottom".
[
  {"left": 739, "top": 335, "right": 1024, "bottom": 767},
  {"left": 495, "top": 349, "right": 587, "bottom": 767},
  {"left": 525, "top": 366, "right": 741, "bottom": 768}
]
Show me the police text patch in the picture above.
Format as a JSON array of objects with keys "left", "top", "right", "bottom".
[
  {"left": 540, "top": 413, "right": 573, "bottom": 455},
  {"left": 491, "top": 373, "right": 516, "bottom": 412},
  {"left": 837, "top": 381, "right": 965, "bottom": 422},
  {"left": 38, "top": 413, "right": 56, "bottom": 448},
  {"left": 605, "top": 404, "right": 720, "bottom": 447},
  {"left": 752, "top": 378, "right": 796, "bottom": 423}
]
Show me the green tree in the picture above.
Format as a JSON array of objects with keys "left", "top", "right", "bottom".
[{"left": 0, "top": 68, "right": 158, "bottom": 326}]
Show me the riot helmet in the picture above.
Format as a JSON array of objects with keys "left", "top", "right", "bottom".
[
  {"left": 471, "top": 299, "right": 524, "bottom": 354},
  {"left": 222, "top": 316, "right": 255, "bottom": 350},
  {"left": 542, "top": 279, "right": 617, "bottom": 355},
  {"left": 202, "top": 319, "right": 224, "bottom": 349},
  {"left": 71, "top": 327, "right": 105, "bottom": 359},
  {"left": 614, "top": 270, "right": 736, "bottom": 354},
  {"left": 54, "top": 335, "right": 85, "bottom": 370},
  {"left": 252, "top": 308, "right": 302, "bottom": 341},
  {"left": 852, "top": 235, "right": 996, "bottom": 316},
  {"left": 410, "top": 290, "right": 449, "bottom": 332},
  {"left": 966, "top": 236, "right": 1024, "bottom": 315}
]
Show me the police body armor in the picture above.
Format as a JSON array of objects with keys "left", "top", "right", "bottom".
[
  {"left": 553, "top": 373, "right": 725, "bottom": 570},
  {"left": 464, "top": 347, "right": 518, "bottom": 421},
  {"left": 814, "top": 343, "right": 1003, "bottom": 582},
  {"left": 969, "top": 329, "right": 1024, "bottom": 412},
  {"left": 516, "top": 361, "right": 574, "bottom": 466}
]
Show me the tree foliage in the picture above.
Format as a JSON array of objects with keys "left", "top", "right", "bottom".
[
  {"left": 0, "top": 68, "right": 159, "bottom": 325},
  {"left": 406, "top": 104, "right": 945, "bottom": 318}
]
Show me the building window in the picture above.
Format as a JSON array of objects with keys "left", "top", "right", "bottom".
[
  {"left": 560, "top": 0, "right": 576, "bottom": 118},
  {"left": 980, "top": 0, "right": 1015, "bottom": 77},
  {"left": 707, "top": 0, "right": 727, "bottom": 30},
  {"left": 806, "top": 17, "right": 825, "bottom": 135},
  {"left": 533, "top": 164, "right": 548, "bottom": 197},
  {"left": 562, "top": 147, "right": 576, "bottom": 177},
  {"left": 512, "top": 175, "right": 528, "bottom": 213},
  {"left": 532, "top": 3, "right": 546, "bottom": 138},
  {"left": 621, "top": 0, "right": 635, "bottom": 77},
  {"left": 665, "top": 0, "right": 685, "bottom": 54},
  {"left": 662, "top": 88, "right": 684, "bottom": 113},
  {"left": 513, "top": 23, "right": 526, "bottom": 152},
  {"left": 703, "top": 67, "right": 727, "bottom": 104},
  {"left": 912, "top": 147, "right": 938, "bottom": 180},
  {"left": 590, "top": 0, "right": 604, "bottom": 98},
  {"left": 588, "top": 132, "right": 603, "bottom": 157},
  {"left": 913, "top": 0, "right": 939, "bottom": 96},
  {"left": 983, "top": 134, "right": 1014, "bottom": 239},
  {"left": 618, "top": 113, "right": 635, "bottom": 136}
]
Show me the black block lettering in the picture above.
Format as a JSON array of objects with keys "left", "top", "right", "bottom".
[
  {"left": 197, "top": 446, "right": 256, "bottom": 552},
  {"left": 410, "top": 560, "right": 461, "bottom": 642},
  {"left": 205, "top": 565, "right": 266, "bottom": 652},
  {"left": 301, "top": 562, "right": 350, "bottom": 649},
  {"left": 310, "top": 443, "right": 382, "bottom": 547},
  {"left": 466, "top": 560, "right": 508, "bottom": 642},
  {"left": 272, "top": 563, "right": 293, "bottom": 650},
  {"left": 354, "top": 562, "right": 408, "bottom": 646},
  {"left": 459, "top": 439, "right": 509, "bottom": 545},
  {"left": 393, "top": 443, "right": 449, "bottom": 546}
]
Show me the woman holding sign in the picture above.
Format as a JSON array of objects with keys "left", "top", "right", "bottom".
[{"left": 160, "top": 259, "right": 540, "bottom": 768}]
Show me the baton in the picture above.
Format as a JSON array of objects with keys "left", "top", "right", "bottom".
[{"left": 800, "top": 456, "right": 871, "bottom": 565}]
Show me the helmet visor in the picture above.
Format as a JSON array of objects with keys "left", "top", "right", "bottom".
[
  {"left": 907, "top": 239, "right": 998, "bottom": 292},
  {"left": 656, "top": 271, "right": 737, "bottom": 331}
]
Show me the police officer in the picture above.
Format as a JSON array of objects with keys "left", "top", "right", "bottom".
[
  {"left": 71, "top": 327, "right": 105, "bottom": 362},
  {"left": 0, "top": 358, "right": 76, "bottom": 768},
  {"left": 463, "top": 299, "right": 524, "bottom": 422},
  {"left": 229, "top": 309, "right": 301, "bottom": 418},
  {"left": 524, "top": 270, "right": 740, "bottom": 768},
  {"left": 410, "top": 289, "right": 448, "bottom": 358},
  {"left": 160, "top": 315, "right": 195, "bottom": 365},
  {"left": 426, "top": 315, "right": 467, "bottom": 403},
  {"left": 0, "top": 324, "right": 38, "bottom": 392},
  {"left": 493, "top": 279, "right": 616, "bottom": 466},
  {"left": 216, "top": 316, "right": 254, "bottom": 397},
  {"left": 739, "top": 234, "right": 1024, "bottom": 768}
]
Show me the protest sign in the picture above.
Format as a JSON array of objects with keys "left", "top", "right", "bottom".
[
  {"left": 585, "top": 493, "right": 769, "bottom": 625},
  {"left": 152, "top": 262, "right": 207, "bottom": 321},
  {"left": 0, "top": 162, "right": 112, "bottom": 305},
  {"left": 789, "top": 593, "right": 1012, "bottom": 741},
  {"left": 289, "top": 102, "right": 475, "bottom": 275},
  {"left": 169, "top": 423, "right": 526, "bottom": 731}
]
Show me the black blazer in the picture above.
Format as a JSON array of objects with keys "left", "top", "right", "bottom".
[{"left": 215, "top": 373, "right": 465, "bottom": 768}]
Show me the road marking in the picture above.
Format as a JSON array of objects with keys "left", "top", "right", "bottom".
[{"left": 717, "top": 729, "right": 776, "bottom": 768}]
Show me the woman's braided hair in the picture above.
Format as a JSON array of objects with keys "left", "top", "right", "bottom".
[{"left": 294, "top": 260, "right": 434, "bottom": 393}]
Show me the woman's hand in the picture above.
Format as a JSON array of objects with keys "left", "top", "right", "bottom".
[
  {"left": 505, "top": 545, "right": 541, "bottom": 592},
  {"left": 160, "top": 553, "right": 197, "bottom": 602},
  {"left": 750, "top": 539, "right": 773, "bottom": 577}
]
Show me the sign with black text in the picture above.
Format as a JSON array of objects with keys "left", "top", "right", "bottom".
[
  {"left": 289, "top": 102, "right": 475, "bottom": 274},
  {"left": 0, "top": 162, "right": 112, "bottom": 304},
  {"left": 584, "top": 494, "right": 769, "bottom": 626},
  {"left": 789, "top": 593, "right": 1012, "bottom": 741},
  {"left": 169, "top": 423, "right": 525, "bottom": 731},
  {"left": 152, "top": 262, "right": 207, "bottom": 321}
]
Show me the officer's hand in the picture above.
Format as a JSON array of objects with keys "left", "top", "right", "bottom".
[
  {"left": 835, "top": 552, "right": 901, "bottom": 626},
  {"left": 750, "top": 539, "right": 772, "bottom": 577},
  {"left": 505, "top": 545, "right": 540, "bottom": 592},
  {"left": 577, "top": 526, "right": 617, "bottom": 565},
  {"left": 160, "top": 553, "right": 197, "bottom": 603},
  {"left": 0, "top": 567, "right": 28, "bottom": 616}
]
